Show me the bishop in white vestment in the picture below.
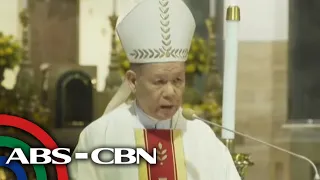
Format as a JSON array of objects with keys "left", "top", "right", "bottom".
[{"left": 68, "top": 0, "right": 241, "bottom": 179}]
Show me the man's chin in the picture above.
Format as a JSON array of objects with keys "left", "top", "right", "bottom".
[{"left": 157, "top": 108, "right": 178, "bottom": 120}]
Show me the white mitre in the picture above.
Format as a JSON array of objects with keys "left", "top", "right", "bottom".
[{"left": 104, "top": 0, "right": 195, "bottom": 114}]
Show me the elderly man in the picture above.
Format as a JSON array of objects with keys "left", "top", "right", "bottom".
[{"left": 68, "top": 0, "right": 241, "bottom": 179}]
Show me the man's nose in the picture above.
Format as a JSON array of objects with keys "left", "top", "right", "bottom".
[{"left": 163, "top": 83, "right": 175, "bottom": 98}]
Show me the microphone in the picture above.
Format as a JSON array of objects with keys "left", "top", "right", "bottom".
[{"left": 182, "top": 108, "right": 320, "bottom": 180}]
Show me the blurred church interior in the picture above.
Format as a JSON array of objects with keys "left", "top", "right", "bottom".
[{"left": 0, "top": 0, "right": 320, "bottom": 179}]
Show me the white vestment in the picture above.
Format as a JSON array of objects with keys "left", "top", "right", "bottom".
[{"left": 68, "top": 102, "right": 241, "bottom": 180}]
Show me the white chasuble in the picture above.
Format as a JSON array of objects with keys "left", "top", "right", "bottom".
[{"left": 68, "top": 102, "right": 241, "bottom": 180}]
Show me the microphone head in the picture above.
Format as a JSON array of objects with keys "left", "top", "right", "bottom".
[{"left": 182, "top": 108, "right": 196, "bottom": 120}]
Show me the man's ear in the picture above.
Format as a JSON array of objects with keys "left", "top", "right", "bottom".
[{"left": 125, "top": 70, "right": 137, "bottom": 93}]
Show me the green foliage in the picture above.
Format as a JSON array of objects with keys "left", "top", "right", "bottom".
[
  {"left": 186, "top": 35, "right": 209, "bottom": 75},
  {"left": 0, "top": 32, "right": 22, "bottom": 69}
]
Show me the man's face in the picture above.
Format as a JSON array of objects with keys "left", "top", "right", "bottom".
[{"left": 128, "top": 62, "right": 185, "bottom": 120}]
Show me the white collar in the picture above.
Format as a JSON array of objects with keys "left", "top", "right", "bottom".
[{"left": 133, "top": 101, "right": 172, "bottom": 129}]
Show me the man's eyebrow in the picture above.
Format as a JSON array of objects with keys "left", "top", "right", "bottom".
[{"left": 150, "top": 74, "right": 164, "bottom": 79}]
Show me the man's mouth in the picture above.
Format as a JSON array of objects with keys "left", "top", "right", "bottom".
[{"left": 160, "top": 105, "right": 174, "bottom": 109}]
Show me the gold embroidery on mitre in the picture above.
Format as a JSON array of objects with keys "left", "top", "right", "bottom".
[
  {"left": 159, "top": 0, "right": 171, "bottom": 56},
  {"left": 129, "top": 0, "right": 190, "bottom": 60},
  {"left": 156, "top": 142, "right": 168, "bottom": 165},
  {"left": 129, "top": 48, "right": 188, "bottom": 59}
]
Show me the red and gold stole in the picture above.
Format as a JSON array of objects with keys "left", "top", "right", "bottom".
[{"left": 135, "top": 129, "right": 187, "bottom": 180}]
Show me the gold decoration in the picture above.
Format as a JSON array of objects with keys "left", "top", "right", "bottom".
[
  {"left": 129, "top": 48, "right": 188, "bottom": 60},
  {"left": 156, "top": 142, "right": 168, "bottom": 165},
  {"left": 118, "top": 34, "right": 206, "bottom": 75},
  {"left": 159, "top": 0, "right": 171, "bottom": 56},
  {"left": 226, "top": 6, "right": 241, "bottom": 21},
  {"left": 157, "top": 148, "right": 167, "bottom": 155},
  {"left": 232, "top": 153, "right": 254, "bottom": 178}
]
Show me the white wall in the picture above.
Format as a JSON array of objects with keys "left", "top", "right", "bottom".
[
  {"left": 79, "top": 0, "right": 138, "bottom": 92},
  {"left": 224, "top": 0, "right": 288, "bottom": 41},
  {"left": 0, "top": 0, "right": 24, "bottom": 89}
]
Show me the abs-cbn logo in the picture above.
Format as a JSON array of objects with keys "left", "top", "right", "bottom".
[{"left": 6, "top": 148, "right": 157, "bottom": 165}]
